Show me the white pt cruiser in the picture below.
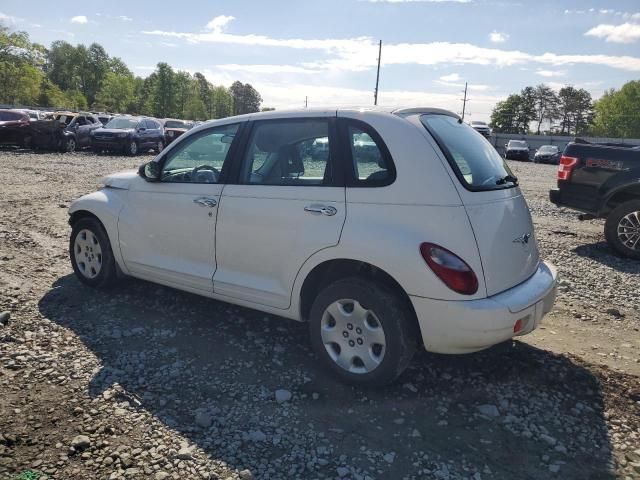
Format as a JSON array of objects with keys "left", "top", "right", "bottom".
[{"left": 69, "top": 107, "right": 558, "bottom": 386}]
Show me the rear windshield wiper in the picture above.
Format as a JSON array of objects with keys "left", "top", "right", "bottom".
[{"left": 496, "top": 174, "right": 518, "bottom": 185}]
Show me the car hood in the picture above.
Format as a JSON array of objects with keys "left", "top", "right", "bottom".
[
  {"left": 508, "top": 146, "right": 528, "bottom": 151},
  {"left": 102, "top": 170, "right": 139, "bottom": 190}
]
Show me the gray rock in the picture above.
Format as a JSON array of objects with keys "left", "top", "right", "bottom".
[
  {"left": 477, "top": 404, "right": 500, "bottom": 418},
  {"left": 176, "top": 446, "right": 194, "bottom": 460},
  {"left": 155, "top": 473, "right": 170, "bottom": 480},
  {"left": 0, "top": 311, "right": 10, "bottom": 326},
  {"left": 195, "top": 411, "right": 213, "bottom": 429},
  {"left": 71, "top": 435, "right": 91, "bottom": 451},
  {"left": 336, "top": 466, "right": 350, "bottom": 477},
  {"left": 239, "top": 469, "right": 254, "bottom": 480},
  {"left": 540, "top": 434, "right": 557, "bottom": 446},
  {"left": 248, "top": 430, "right": 267, "bottom": 442},
  {"left": 383, "top": 452, "right": 395, "bottom": 463},
  {"left": 275, "top": 389, "right": 292, "bottom": 403}
]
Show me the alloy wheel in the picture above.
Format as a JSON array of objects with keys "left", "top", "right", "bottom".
[{"left": 617, "top": 211, "right": 640, "bottom": 251}]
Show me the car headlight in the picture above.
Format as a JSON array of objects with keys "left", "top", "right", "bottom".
[{"left": 118, "top": 132, "right": 128, "bottom": 138}]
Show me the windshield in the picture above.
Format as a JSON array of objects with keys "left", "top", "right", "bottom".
[
  {"left": 508, "top": 140, "right": 527, "bottom": 148},
  {"left": 421, "top": 114, "right": 516, "bottom": 191},
  {"left": 471, "top": 121, "right": 486, "bottom": 126},
  {"left": 105, "top": 117, "right": 139, "bottom": 129},
  {"left": 165, "top": 120, "right": 191, "bottom": 129},
  {"left": 538, "top": 146, "right": 558, "bottom": 153}
]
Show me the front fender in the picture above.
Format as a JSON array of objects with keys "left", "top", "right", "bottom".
[{"left": 69, "top": 188, "right": 129, "bottom": 274}]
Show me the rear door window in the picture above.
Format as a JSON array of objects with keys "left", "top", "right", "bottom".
[{"left": 421, "top": 114, "right": 516, "bottom": 191}]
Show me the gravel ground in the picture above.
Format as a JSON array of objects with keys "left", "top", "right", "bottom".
[{"left": 0, "top": 150, "right": 639, "bottom": 480}]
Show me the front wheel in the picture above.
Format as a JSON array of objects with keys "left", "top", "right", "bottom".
[
  {"left": 605, "top": 200, "right": 640, "bottom": 259},
  {"left": 308, "top": 277, "right": 417, "bottom": 386},
  {"left": 64, "top": 137, "right": 77, "bottom": 153},
  {"left": 125, "top": 140, "right": 138, "bottom": 156},
  {"left": 155, "top": 140, "right": 164, "bottom": 153},
  {"left": 69, "top": 217, "right": 118, "bottom": 288}
]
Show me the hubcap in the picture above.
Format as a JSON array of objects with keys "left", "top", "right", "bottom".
[
  {"left": 73, "top": 229, "right": 103, "bottom": 279},
  {"left": 68, "top": 139, "right": 76, "bottom": 152},
  {"left": 618, "top": 211, "right": 640, "bottom": 251},
  {"left": 320, "top": 299, "right": 386, "bottom": 374},
  {"left": 131, "top": 142, "right": 137, "bottom": 154},
  {"left": 157, "top": 141, "right": 163, "bottom": 152}
]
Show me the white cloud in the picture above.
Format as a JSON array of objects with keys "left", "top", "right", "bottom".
[
  {"left": 205, "top": 15, "right": 235, "bottom": 33},
  {"left": 218, "top": 64, "right": 321, "bottom": 74},
  {"left": 585, "top": 23, "right": 640, "bottom": 43},
  {"left": 363, "top": 0, "right": 472, "bottom": 2},
  {"left": 119, "top": 15, "right": 133, "bottom": 22},
  {"left": 535, "top": 69, "right": 565, "bottom": 77},
  {"left": 439, "top": 73, "right": 461, "bottom": 82},
  {"left": 143, "top": 21, "right": 640, "bottom": 72},
  {"left": 489, "top": 30, "right": 509, "bottom": 43},
  {"left": 0, "top": 12, "right": 21, "bottom": 24},
  {"left": 70, "top": 15, "right": 88, "bottom": 24}
]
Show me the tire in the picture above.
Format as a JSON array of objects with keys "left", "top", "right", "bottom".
[
  {"left": 308, "top": 277, "right": 417, "bottom": 386},
  {"left": 92, "top": 146, "right": 102, "bottom": 154},
  {"left": 155, "top": 139, "right": 164, "bottom": 153},
  {"left": 125, "top": 140, "right": 138, "bottom": 156},
  {"left": 604, "top": 200, "right": 640, "bottom": 259},
  {"left": 64, "top": 137, "right": 77, "bottom": 153},
  {"left": 69, "top": 217, "right": 118, "bottom": 288}
]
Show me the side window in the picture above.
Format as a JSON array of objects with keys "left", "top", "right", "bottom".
[
  {"left": 142, "top": 119, "right": 152, "bottom": 129},
  {"left": 347, "top": 124, "right": 393, "bottom": 185},
  {"left": 148, "top": 119, "right": 159, "bottom": 130},
  {"left": 161, "top": 123, "right": 239, "bottom": 184},
  {"left": 240, "top": 119, "right": 331, "bottom": 186}
]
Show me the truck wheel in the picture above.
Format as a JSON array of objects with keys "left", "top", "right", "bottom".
[
  {"left": 604, "top": 200, "right": 640, "bottom": 259},
  {"left": 308, "top": 277, "right": 417, "bottom": 386}
]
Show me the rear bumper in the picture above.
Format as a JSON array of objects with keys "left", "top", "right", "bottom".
[
  {"left": 549, "top": 187, "right": 599, "bottom": 214},
  {"left": 410, "top": 261, "right": 558, "bottom": 354}
]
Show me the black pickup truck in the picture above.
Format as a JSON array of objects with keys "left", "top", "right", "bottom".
[{"left": 550, "top": 139, "right": 640, "bottom": 258}]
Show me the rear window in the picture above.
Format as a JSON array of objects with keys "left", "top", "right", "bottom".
[
  {"left": 421, "top": 114, "right": 516, "bottom": 191},
  {"left": 0, "top": 111, "right": 25, "bottom": 121}
]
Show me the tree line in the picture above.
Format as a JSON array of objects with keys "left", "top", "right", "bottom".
[
  {"left": 0, "top": 23, "right": 264, "bottom": 120},
  {"left": 490, "top": 80, "right": 640, "bottom": 138}
]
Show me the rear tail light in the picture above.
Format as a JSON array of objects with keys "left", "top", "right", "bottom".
[
  {"left": 420, "top": 243, "right": 479, "bottom": 295},
  {"left": 557, "top": 155, "right": 578, "bottom": 182}
]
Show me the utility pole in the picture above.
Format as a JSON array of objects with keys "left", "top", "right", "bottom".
[
  {"left": 461, "top": 82, "right": 468, "bottom": 121},
  {"left": 305, "top": 96, "right": 308, "bottom": 108},
  {"left": 374, "top": 40, "right": 382, "bottom": 106}
]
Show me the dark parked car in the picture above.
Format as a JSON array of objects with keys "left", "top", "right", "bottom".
[
  {"left": 533, "top": 145, "right": 560, "bottom": 164},
  {"left": 163, "top": 118, "right": 194, "bottom": 144},
  {"left": 550, "top": 139, "right": 640, "bottom": 258},
  {"left": 470, "top": 120, "right": 492, "bottom": 139},
  {"left": 96, "top": 114, "right": 113, "bottom": 126},
  {"left": 0, "top": 109, "right": 30, "bottom": 147},
  {"left": 91, "top": 116, "right": 165, "bottom": 155},
  {"left": 29, "top": 112, "right": 102, "bottom": 152},
  {"left": 504, "top": 140, "right": 530, "bottom": 161}
]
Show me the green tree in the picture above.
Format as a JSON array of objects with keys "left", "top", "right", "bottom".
[
  {"left": 0, "top": 24, "right": 45, "bottom": 104},
  {"left": 230, "top": 81, "right": 262, "bottom": 115},
  {"left": 46, "top": 40, "right": 80, "bottom": 91},
  {"left": 557, "top": 86, "right": 593, "bottom": 136},
  {"left": 532, "top": 84, "right": 559, "bottom": 135},
  {"left": 37, "top": 79, "right": 67, "bottom": 108},
  {"left": 95, "top": 72, "right": 135, "bottom": 112},
  {"left": 212, "top": 85, "right": 233, "bottom": 118},
  {"left": 592, "top": 81, "right": 640, "bottom": 138},
  {"left": 490, "top": 94, "right": 523, "bottom": 134},
  {"left": 150, "top": 62, "right": 176, "bottom": 118}
]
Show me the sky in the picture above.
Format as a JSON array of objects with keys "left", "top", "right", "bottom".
[{"left": 1, "top": 0, "right": 640, "bottom": 121}]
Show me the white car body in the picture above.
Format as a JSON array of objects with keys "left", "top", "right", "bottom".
[{"left": 69, "top": 106, "right": 557, "bottom": 375}]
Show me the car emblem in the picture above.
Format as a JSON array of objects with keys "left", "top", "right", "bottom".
[{"left": 513, "top": 233, "right": 531, "bottom": 245}]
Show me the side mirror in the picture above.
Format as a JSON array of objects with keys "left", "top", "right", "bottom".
[{"left": 139, "top": 161, "right": 160, "bottom": 181}]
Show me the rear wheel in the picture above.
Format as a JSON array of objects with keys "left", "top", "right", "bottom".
[
  {"left": 308, "top": 277, "right": 417, "bottom": 386},
  {"left": 69, "top": 217, "right": 118, "bottom": 288},
  {"left": 155, "top": 140, "right": 164, "bottom": 153},
  {"left": 605, "top": 200, "right": 640, "bottom": 259}
]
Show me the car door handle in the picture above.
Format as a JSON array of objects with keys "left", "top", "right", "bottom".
[
  {"left": 304, "top": 204, "right": 337, "bottom": 216},
  {"left": 193, "top": 197, "right": 217, "bottom": 208}
]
